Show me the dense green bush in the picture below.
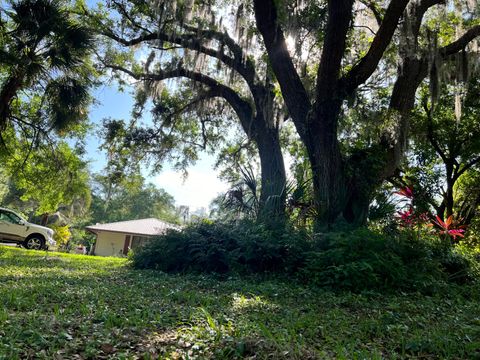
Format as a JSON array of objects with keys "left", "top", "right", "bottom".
[
  {"left": 132, "top": 221, "right": 479, "bottom": 292},
  {"left": 442, "top": 244, "right": 480, "bottom": 284},
  {"left": 300, "top": 229, "right": 446, "bottom": 291},
  {"left": 132, "top": 220, "right": 310, "bottom": 274}
]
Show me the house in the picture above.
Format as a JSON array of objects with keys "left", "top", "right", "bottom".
[{"left": 86, "top": 218, "right": 179, "bottom": 257}]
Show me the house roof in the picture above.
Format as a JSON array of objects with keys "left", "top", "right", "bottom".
[{"left": 86, "top": 218, "right": 180, "bottom": 236}]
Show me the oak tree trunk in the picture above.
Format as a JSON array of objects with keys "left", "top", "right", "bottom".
[
  {"left": 255, "top": 124, "right": 287, "bottom": 224},
  {"left": 305, "top": 104, "right": 346, "bottom": 230}
]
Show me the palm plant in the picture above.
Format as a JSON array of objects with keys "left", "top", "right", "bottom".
[
  {"left": 217, "top": 165, "right": 318, "bottom": 226},
  {"left": 221, "top": 166, "right": 260, "bottom": 220},
  {"left": 0, "top": 0, "right": 93, "bottom": 134}
]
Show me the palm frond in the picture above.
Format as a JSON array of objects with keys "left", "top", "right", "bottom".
[{"left": 45, "top": 76, "right": 90, "bottom": 132}]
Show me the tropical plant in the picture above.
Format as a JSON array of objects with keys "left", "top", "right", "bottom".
[
  {"left": 394, "top": 184, "right": 466, "bottom": 245},
  {"left": 213, "top": 165, "right": 260, "bottom": 221},
  {"left": 0, "top": 0, "right": 94, "bottom": 135},
  {"left": 0, "top": 0, "right": 96, "bottom": 229},
  {"left": 430, "top": 215, "right": 466, "bottom": 243}
]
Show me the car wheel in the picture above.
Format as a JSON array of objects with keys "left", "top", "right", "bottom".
[{"left": 24, "top": 236, "right": 45, "bottom": 250}]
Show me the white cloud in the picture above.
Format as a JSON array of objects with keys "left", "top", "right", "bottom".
[{"left": 154, "top": 167, "right": 229, "bottom": 211}]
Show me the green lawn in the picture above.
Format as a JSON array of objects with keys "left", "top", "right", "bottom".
[{"left": 0, "top": 246, "right": 479, "bottom": 359}]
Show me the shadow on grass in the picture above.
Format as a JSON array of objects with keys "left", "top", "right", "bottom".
[
  {"left": 1, "top": 245, "right": 479, "bottom": 359},
  {"left": 1, "top": 246, "right": 297, "bottom": 358}
]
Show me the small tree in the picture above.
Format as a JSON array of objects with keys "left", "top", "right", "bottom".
[
  {"left": 408, "top": 76, "right": 480, "bottom": 228},
  {"left": 2, "top": 140, "right": 91, "bottom": 225}
]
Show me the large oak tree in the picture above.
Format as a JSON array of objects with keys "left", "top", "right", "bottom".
[
  {"left": 253, "top": 0, "right": 480, "bottom": 228},
  {"left": 89, "top": 0, "right": 289, "bottom": 223}
]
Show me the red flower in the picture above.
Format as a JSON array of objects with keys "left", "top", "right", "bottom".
[
  {"left": 430, "top": 215, "right": 466, "bottom": 241},
  {"left": 395, "top": 186, "right": 414, "bottom": 199},
  {"left": 431, "top": 215, "right": 452, "bottom": 231},
  {"left": 447, "top": 229, "right": 465, "bottom": 240},
  {"left": 397, "top": 208, "right": 415, "bottom": 226}
]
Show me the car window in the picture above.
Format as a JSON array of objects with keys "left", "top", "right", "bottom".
[
  {"left": 0, "top": 210, "right": 22, "bottom": 224},
  {"left": 0, "top": 211, "right": 10, "bottom": 222}
]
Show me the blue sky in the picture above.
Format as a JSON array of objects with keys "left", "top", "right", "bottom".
[{"left": 85, "top": 84, "right": 229, "bottom": 211}]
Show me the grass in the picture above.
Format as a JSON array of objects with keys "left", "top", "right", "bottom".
[{"left": 0, "top": 246, "right": 479, "bottom": 359}]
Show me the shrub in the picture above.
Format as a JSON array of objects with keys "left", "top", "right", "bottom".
[
  {"left": 132, "top": 221, "right": 478, "bottom": 293},
  {"left": 441, "top": 243, "right": 480, "bottom": 284},
  {"left": 48, "top": 224, "right": 71, "bottom": 250},
  {"left": 299, "top": 228, "right": 446, "bottom": 292},
  {"left": 132, "top": 220, "right": 310, "bottom": 274}
]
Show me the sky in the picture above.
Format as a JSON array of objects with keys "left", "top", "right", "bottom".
[{"left": 86, "top": 84, "right": 230, "bottom": 211}]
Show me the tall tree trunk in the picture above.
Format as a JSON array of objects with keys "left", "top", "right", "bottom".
[
  {"left": 303, "top": 102, "right": 377, "bottom": 229},
  {"left": 255, "top": 124, "right": 286, "bottom": 224},
  {"left": 305, "top": 102, "right": 347, "bottom": 230},
  {"left": 445, "top": 162, "right": 455, "bottom": 219},
  {"left": 0, "top": 74, "right": 23, "bottom": 130},
  {"left": 307, "top": 58, "right": 426, "bottom": 229},
  {"left": 249, "top": 81, "right": 287, "bottom": 226}
]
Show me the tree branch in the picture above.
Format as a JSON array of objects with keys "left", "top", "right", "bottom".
[
  {"left": 316, "top": 0, "right": 355, "bottom": 101},
  {"left": 95, "top": 1, "right": 257, "bottom": 89},
  {"left": 422, "top": 98, "right": 448, "bottom": 163},
  {"left": 342, "top": 0, "right": 410, "bottom": 95},
  {"left": 180, "top": 24, "right": 249, "bottom": 67},
  {"left": 253, "top": 0, "right": 311, "bottom": 137},
  {"left": 381, "top": 0, "right": 468, "bottom": 177},
  {"left": 412, "top": 0, "right": 445, "bottom": 37},
  {"left": 104, "top": 63, "right": 255, "bottom": 136},
  {"left": 358, "top": 0, "right": 383, "bottom": 26},
  {"left": 440, "top": 25, "right": 480, "bottom": 57},
  {"left": 102, "top": 28, "right": 257, "bottom": 89},
  {"left": 109, "top": 0, "right": 152, "bottom": 34},
  {"left": 454, "top": 156, "right": 480, "bottom": 181}
]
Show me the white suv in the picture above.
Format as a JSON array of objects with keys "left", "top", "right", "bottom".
[{"left": 0, "top": 208, "right": 55, "bottom": 250}]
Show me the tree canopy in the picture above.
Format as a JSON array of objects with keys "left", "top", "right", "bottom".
[
  {"left": 2, "top": 0, "right": 480, "bottom": 242},
  {"left": 80, "top": 0, "right": 480, "bottom": 230}
]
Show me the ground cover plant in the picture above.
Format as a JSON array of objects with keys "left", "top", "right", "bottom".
[{"left": 1, "top": 245, "right": 480, "bottom": 359}]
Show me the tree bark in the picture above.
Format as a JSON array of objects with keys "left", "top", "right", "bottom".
[
  {"left": 0, "top": 74, "right": 23, "bottom": 130},
  {"left": 305, "top": 102, "right": 346, "bottom": 229},
  {"left": 250, "top": 83, "right": 287, "bottom": 224},
  {"left": 41, "top": 213, "right": 49, "bottom": 226},
  {"left": 252, "top": 0, "right": 457, "bottom": 229},
  {"left": 445, "top": 162, "right": 455, "bottom": 219},
  {"left": 255, "top": 123, "right": 286, "bottom": 223}
]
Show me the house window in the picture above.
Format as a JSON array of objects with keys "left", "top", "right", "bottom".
[{"left": 131, "top": 236, "right": 149, "bottom": 250}]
